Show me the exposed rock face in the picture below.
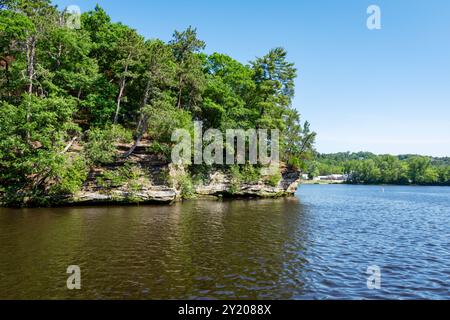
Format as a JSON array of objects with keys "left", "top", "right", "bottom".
[
  {"left": 72, "top": 186, "right": 178, "bottom": 205},
  {"left": 195, "top": 169, "right": 300, "bottom": 198},
  {"left": 280, "top": 170, "right": 302, "bottom": 194},
  {"left": 69, "top": 163, "right": 179, "bottom": 205},
  {"left": 0, "top": 141, "right": 301, "bottom": 207},
  {"left": 195, "top": 171, "right": 229, "bottom": 195},
  {"left": 70, "top": 163, "right": 301, "bottom": 205}
]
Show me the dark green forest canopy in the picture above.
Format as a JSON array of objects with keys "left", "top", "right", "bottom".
[{"left": 0, "top": 0, "right": 316, "bottom": 203}]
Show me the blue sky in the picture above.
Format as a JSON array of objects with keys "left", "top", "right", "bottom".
[{"left": 53, "top": 0, "right": 450, "bottom": 156}]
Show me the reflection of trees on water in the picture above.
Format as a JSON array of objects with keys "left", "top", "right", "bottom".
[{"left": 0, "top": 198, "right": 312, "bottom": 299}]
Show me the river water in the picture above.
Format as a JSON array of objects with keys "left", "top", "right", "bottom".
[{"left": 0, "top": 185, "right": 449, "bottom": 299}]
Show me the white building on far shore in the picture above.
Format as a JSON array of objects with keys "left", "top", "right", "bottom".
[{"left": 312, "top": 174, "right": 348, "bottom": 182}]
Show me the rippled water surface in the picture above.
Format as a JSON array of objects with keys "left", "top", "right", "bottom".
[{"left": 0, "top": 185, "right": 449, "bottom": 299}]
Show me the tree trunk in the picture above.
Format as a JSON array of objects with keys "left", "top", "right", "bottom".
[
  {"left": 113, "top": 76, "right": 126, "bottom": 124},
  {"left": 26, "top": 35, "right": 36, "bottom": 141},
  {"left": 124, "top": 115, "right": 148, "bottom": 158},
  {"left": 4, "top": 58, "right": 10, "bottom": 87},
  {"left": 26, "top": 36, "right": 36, "bottom": 96},
  {"left": 113, "top": 53, "right": 132, "bottom": 124},
  {"left": 136, "top": 78, "right": 151, "bottom": 132},
  {"left": 61, "top": 136, "right": 78, "bottom": 154},
  {"left": 177, "top": 75, "right": 183, "bottom": 108},
  {"left": 125, "top": 78, "right": 151, "bottom": 158},
  {"left": 56, "top": 42, "right": 62, "bottom": 70}
]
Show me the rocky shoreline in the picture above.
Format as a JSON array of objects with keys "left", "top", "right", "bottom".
[
  {"left": 0, "top": 140, "right": 302, "bottom": 207},
  {"left": 68, "top": 165, "right": 301, "bottom": 206}
]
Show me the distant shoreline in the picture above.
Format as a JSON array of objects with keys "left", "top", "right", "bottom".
[
  {"left": 300, "top": 181, "right": 450, "bottom": 187},
  {"left": 301, "top": 180, "right": 345, "bottom": 185}
]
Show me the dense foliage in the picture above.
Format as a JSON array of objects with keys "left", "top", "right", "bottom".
[
  {"left": 0, "top": 1, "right": 315, "bottom": 204},
  {"left": 308, "top": 152, "right": 450, "bottom": 186}
]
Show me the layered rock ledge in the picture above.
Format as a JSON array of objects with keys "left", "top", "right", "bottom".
[{"left": 69, "top": 164, "right": 301, "bottom": 205}]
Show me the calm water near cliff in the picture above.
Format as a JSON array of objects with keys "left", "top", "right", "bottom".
[{"left": 0, "top": 185, "right": 449, "bottom": 299}]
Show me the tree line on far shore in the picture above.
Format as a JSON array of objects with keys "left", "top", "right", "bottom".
[{"left": 307, "top": 152, "right": 450, "bottom": 186}]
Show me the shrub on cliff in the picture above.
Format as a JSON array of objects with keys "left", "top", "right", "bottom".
[{"left": 84, "top": 125, "right": 132, "bottom": 165}]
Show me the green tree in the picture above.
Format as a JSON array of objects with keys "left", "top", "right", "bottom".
[
  {"left": 0, "top": 8, "right": 33, "bottom": 99},
  {"left": 125, "top": 40, "right": 176, "bottom": 157},
  {"left": 84, "top": 125, "right": 132, "bottom": 165},
  {"left": 202, "top": 53, "right": 256, "bottom": 129},
  {"left": 283, "top": 109, "right": 316, "bottom": 170},
  {"left": 408, "top": 156, "right": 432, "bottom": 184},
  {"left": 111, "top": 26, "right": 144, "bottom": 124},
  {"left": 251, "top": 47, "right": 296, "bottom": 130},
  {"left": 169, "top": 26, "right": 206, "bottom": 111}
]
